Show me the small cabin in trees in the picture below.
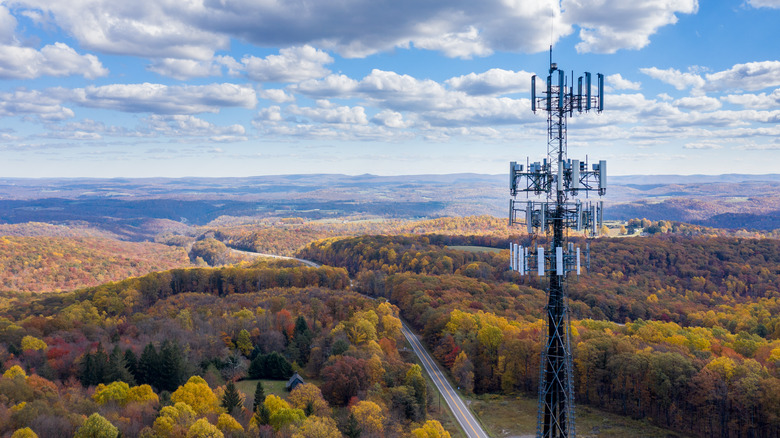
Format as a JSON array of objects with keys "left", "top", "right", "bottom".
[{"left": 286, "top": 372, "right": 304, "bottom": 391}]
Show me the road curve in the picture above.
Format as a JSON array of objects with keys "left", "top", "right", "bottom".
[
  {"left": 401, "top": 322, "right": 490, "bottom": 438},
  {"left": 228, "top": 248, "right": 321, "bottom": 267}
]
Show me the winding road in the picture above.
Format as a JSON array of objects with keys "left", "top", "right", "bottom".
[
  {"left": 226, "top": 244, "right": 489, "bottom": 437},
  {"left": 401, "top": 322, "right": 490, "bottom": 438},
  {"left": 228, "top": 248, "right": 320, "bottom": 267}
]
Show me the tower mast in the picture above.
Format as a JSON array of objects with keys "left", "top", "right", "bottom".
[{"left": 508, "top": 56, "right": 607, "bottom": 438}]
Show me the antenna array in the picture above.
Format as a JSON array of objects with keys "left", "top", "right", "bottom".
[{"left": 508, "top": 54, "right": 607, "bottom": 438}]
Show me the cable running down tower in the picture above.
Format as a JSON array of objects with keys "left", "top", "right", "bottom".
[{"left": 508, "top": 53, "right": 607, "bottom": 438}]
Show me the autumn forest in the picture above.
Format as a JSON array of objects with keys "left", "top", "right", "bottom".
[{"left": 1, "top": 199, "right": 780, "bottom": 437}]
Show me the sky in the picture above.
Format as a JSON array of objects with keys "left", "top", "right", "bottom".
[{"left": 0, "top": 0, "right": 779, "bottom": 178}]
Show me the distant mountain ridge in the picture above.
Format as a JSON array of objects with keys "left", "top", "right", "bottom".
[{"left": 1, "top": 173, "right": 779, "bottom": 233}]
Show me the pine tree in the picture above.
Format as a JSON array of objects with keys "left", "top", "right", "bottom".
[
  {"left": 158, "top": 340, "right": 187, "bottom": 392},
  {"left": 77, "top": 352, "right": 95, "bottom": 386},
  {"left": 124, "top": 348, "right": 138, "bottom": 379},
  {"left": 254, "top": 403, "right": 271, "bottom": 426},
  {"left": 221, "top": 381, "right": 243, "bottom": 415},
  {"left": 253, "top": 380, "right": 265, "bottom": 412},
  {"left": 293, "top": 316, "right": 313, "bottom": 364},
  {"left": 344, "top": 412, "right": 362, "bottom": 438},
  {"left": 107, "top": 345, "right": 135, "bottom": 385},
  {"left": 137, "top": 343, "right": 160, "bottom": 389}
]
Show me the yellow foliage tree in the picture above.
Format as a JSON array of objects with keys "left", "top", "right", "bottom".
[
  {"left": 127, "top": 384, "right": 159, "bottom": 404},
  {"left": 186, "top": 418, "right": 224, "bottom": 438},
  {"left": 288, "top": 383, "right": 330, "bottom": 416},
  {"left": 236, "top": 329, "right": 253, "bottom": 356},
  {"left": 216, "top": 413, "right": 244, "bottom": 433},
  {"left": 21, "top": 335, "right": 47, "bottom": 351},
  {"left": 93, "top": 381, "right": 130, "bottom": 405},
  {"left": 11, "top": 428, "right": 38, "bottom": 438},
  {"left": 94, "top": 382, "right": 159, "bottom": 406},
  {"left": 706, "top": 356, "right": 737, "bottom": 380},
  {"left": 350, "top": 400, "right": 385, "bottom": 436},
  {"left": 264, "top": 394, "right": 291, "bottom": 415},
  {"left": 75, "top": 413, "right": 119, "bottom": 438},
  {"left": 292, "top": 416, "right": 341, "bottom": 438},
  {"left": 270, "top": 408, "right": 306, "bottom": 431},
  {"left": 153, "top": 402, "right": 197, "bottom": 436},
  {"left": 3, "top": 365, "right": 26, "bottom": 379},
  {"left": 171, "top": 376, "right": 221, "bottom": 415},
  {"left": 411, "top": 420, "right": 451, "bottom": 438}
]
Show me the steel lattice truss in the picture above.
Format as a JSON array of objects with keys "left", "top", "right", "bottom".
[{"left": 507, "top": 53, "right": 606, "bottom": 438}]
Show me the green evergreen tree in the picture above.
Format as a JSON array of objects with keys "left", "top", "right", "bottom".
[
  {"left": 253, "top": 380, "right": 266, "bottom": 412},
  {"left": 107, "top": 345, "right": 135, "bottom": 385},
  {"left": 137, "top": 343, "right": 160, "bottom": 388},
  {"left": 344, "top": 412, "right": 362, "bottom": 438},
  {"left": 221, "top": 380, "right": 243, "bottom": 415},
  {"left": 158, "top": 340, "right": 187, "bottom": 392},
  {"left": 92, "top": 344, "right": 109, "bottom": 385},
  {"left": 78, "top": 345, "right": 111, "bottom": 386},
  {"left": 124, "top": 348, "right": 138, "bottom": 378},
  {"left": 254, "top": 403, "right": 271, "bottom": 425},
  {"left": 293, "top": 316, "right": 313, "bottom": 364},
  {"left": 248, "top": 352, "right": 293, "bottom": 379},
  {"left": 77, "top": 352, "right": 96, "bottom": 386}
]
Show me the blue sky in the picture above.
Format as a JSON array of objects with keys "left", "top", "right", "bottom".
[{"left": 0, "top": 0, "right": 778, "bottom": 178}]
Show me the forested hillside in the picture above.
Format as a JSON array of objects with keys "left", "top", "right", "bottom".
[
  {"left": 0, "top": 236, "right": 192, "bottom": 293},
  {"left": 299, "top": 234, "right": 780, "bottom": 437},
  {"left": 0, "top": 260, "right": 447, "bottom": 437}
]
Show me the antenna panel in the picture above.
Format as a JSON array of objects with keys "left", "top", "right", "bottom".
[
  {"left": 597, "top": 73, "right": 604, "bottom": 112},
  {"left": 585, "top": 72, "right": 592, "bottom": 111}
]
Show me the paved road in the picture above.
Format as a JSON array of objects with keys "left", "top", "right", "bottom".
[
  {"left": 401, "top": 322, "right": 490, "bottom": 438},
  {"left": 228, "top": 248, "right": 320, "bottom": 267},
  {"left": 226, "top": 245, "right": 486, "bottom": 437}
]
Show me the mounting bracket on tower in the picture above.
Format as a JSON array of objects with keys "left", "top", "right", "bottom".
[{"left": 509, "top": 63, "right": 607, "bottom": 237}]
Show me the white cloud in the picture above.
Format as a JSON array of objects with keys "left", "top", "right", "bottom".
[
  {"left": 147, "top": 58, "right": 223, "bottom": 80},
  {"left": 14, "top": 0, "right": 225, "bottom": 59},
  {"left": 703, "top": 61, "right": 780, "bottom": 92},
  {"left": 746, "top": 0, "right": 780, "bottom": 9},
  {"left": 0, "top": 5, "right": 16, "bottom": 43},
  {"left": 0, "top": 5, "right": 107, "bottom": 80},
  {"left": 0, "top": 89, "right": 74, "bottom": 121},
  {"left": 413, "top": 26, "right": 492, "bottom": 59},
  {"left": 284, "top": 69, "right": 539, "bottom": 129},
  {"left": 674, "top": 96, "right": 722, "bottom": 111},
  {"left": 259, "top": 89, "right": 295, "bottom": 103},
  {"left": 606, "top": 74, "right": 641, "bottom": 91},
  {"left": 64, "top": 83, "right": 257, "bottom": 114},
  {"left": 683, "top": 141, "right": 723, "bottom": 149},
  {"left": 733, "top": 142, "right": 780, "bottom": 150},
  {"left": 0, "top": 43, "right": 108, "bottom": 79},
  {"left": 293, "top": 74, "right": 359, "bottom": 98},
  {"left": 241, "top": 46, "right": 332, "bottom": 83},
  {"left": 640, "top": 66, "right": 705, "bottom": 90},
  {"left": 288, "top": 101, "right": 368, "bottom": 125},
  {"left": 371, "top": 110, "right": 412, "bottom": 128},
  {"left": 565, "top": 0, "right": 698, "bottom": 53},
  {"left": 446, "top": 69, "right": 533, "bottom": 95},
  {"left": 721, "top": 89, "right": 780, "bottom": 109},
  {"left": 10, "top": 0, "right": 700, "bottom": 60},
  {"left": 256, "top": 106, "right": 283, "bottom": 122},
  {"left": 144, "top": 115, "right": 246, "bottom": 138}
]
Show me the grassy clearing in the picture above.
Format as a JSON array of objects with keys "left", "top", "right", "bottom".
[
  {"left": 448, "top": 245, "right": 502, "bottom": 253},
  {"left": 469, "top": 393, "right": 690, "bottom": 438},
  {"left": 235, "top": 379, "right": 290, "bottom": 407}
]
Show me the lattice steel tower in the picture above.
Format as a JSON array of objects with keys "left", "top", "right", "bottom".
[{"left": 508, "top": 52, "right": 607, "bottom": 438}]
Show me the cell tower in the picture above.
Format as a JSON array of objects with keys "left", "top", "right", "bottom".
[{"left": 508, "top": 50, "right": 607, "bottom": 438}]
